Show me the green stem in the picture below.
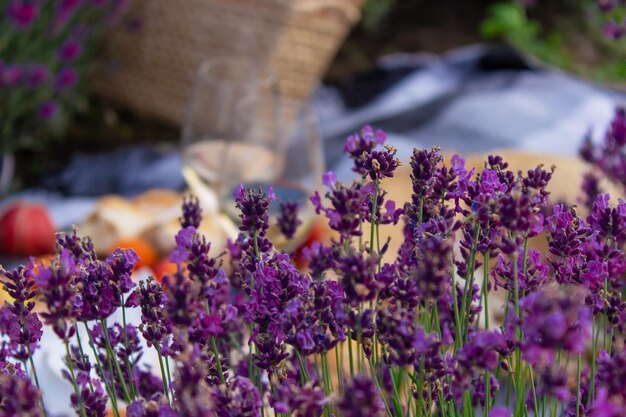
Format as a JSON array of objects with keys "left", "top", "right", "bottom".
[
  {"left": 156, "top": 346, "right": 171, "bottom": 404},
  {"left": 450, "top": 258, "right": 463, "bottom": 351},
  {"left": 389, "top": 368, "right": 403, "bottom": 417},
  {"left": 482, "top": 251, "right": 490, "bottom": 330},
  {"left": 120, "top": 299, "right": 137, "bottom": 400},
  {"left": 367, "top": 357, "right": 394, "bottom": 417},
  {"left": 73, "top": 322, "right": 93, "bottom": 393},
  {"left": 588, "top": 318, "right": 600, "bottom": 405},
  {"left": 529, "top": 365, "right": 540, "bottom": 417},
  {"left": 84, "top": 323, "right": 120, "bottom": 417},
  {"left": 165, "top": 356, "right": 174, "bottom": 401},
  {"left": 335, "top": 344, "right": 343, "bottom": 392},
  {"left": 26, "top": 342, "right": 48, "bottom": 417},
  {"left": 576, "top": 353, "right": 582, "bottom": 417},
  {"left": 296, "top": 350, "right": 309, "bottom": 384},
  {"left": 211, "top": 336, "right": 226, "bottom": 384},
  {"left": 64, "top": 340, "right": 88, "bottom": 417},
  {"left": 99, "top": 319, "right": 131, "bottom": 402},
  {"left": 321, "top": 353, "right": 333, "bottom": 417},
  {"left": 460, "top": 225, "right": 479, "bottom": 340},
  {"left": 347, "top": 329, "right": 355, "bottom": 377},
  {"left": 369, "top": 179, "right": 379, "bottom": 262}
]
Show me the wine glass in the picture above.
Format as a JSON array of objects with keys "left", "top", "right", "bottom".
[
  {"left": 181, "top": 56, "right": 285, "bottom": 204},
  {"left": 181, "top": 57, "right": 324, "bottom": 249}
]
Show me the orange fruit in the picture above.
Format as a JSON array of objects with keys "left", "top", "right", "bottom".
[
  {"left": 107, "top": 408, "right": 125, "bottom": 417},
  {"left": 152, "top": 258, "right": 178, "bottom": 283},
  {"left": 31, "top": 254, "right": 55, "bottom": 274},
  {"left": 108, "top": 237, "right": 157, "bottom": 270}
]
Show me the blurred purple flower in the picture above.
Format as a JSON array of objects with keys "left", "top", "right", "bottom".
[
  {"left": 588, "top": 387, "right": 626, "bottom": 417},
  {"left": 603, "top": 21, "right": 624, "bottom": 40},
  {"left": 489, "top": 407, "right": 512, "bottom": 417},
  {"left": 277, "top": 201, "right": 301, "bottom": 240},
  {"left": 6, "top": 1, "right": 39, "bottom": 30},
  {"left": 58, "top": 40, "right": 82, "bottom": 62},
  {"left": 337, "top": 375, "right": 386, "bottom": 417},
  {"left": 2, "top": 64, "right": 24, "bottom": 86},
  {"left": 359, "top": 145, "right": 402, "bottom": 181},
  {"left": 180, "top": 195, "right": 202, "bottom": 229},
  {"left": 0, "top": 373, "right": 44, "bottom": 417},
  {"left": 213, "top": 376, "right": 262, "bottom": 417},
  {"left": 322, "top": 171, "right": 336, "bottom": 190},
  {"left": 521, "top": 286, "right": 592, "bottom": 361},
  {"left": 270, "top": 381, "right": 326, "bottom": 417},
  {"left": 55, "top": 67, "right": 79, "bottom": 90},
  {"left": 27, "top": 65, "right": 50, "bottom": 88}
]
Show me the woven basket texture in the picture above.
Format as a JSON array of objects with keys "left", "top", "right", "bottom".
[{"left": 93, "top": 0, "right": 362, "bottom": 125}]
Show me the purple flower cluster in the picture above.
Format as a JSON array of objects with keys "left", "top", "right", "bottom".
[
  {"left": 337, "top": 375, "right": 387, "bottom": 417},
  {"left": 1, "top": 0, "right": 133, "bottom": 152},
  {"left": 581, "top": 107, "right": 626, "bottom": 192},
  {"left": 521, "top": 286, "right": 592, "bottom": 363},
  {"left": 6, "top": 124, "right": 626, "bottom": 416},
  {"left": 593, "top": 1, "right": 626, "bottom": 39},
  {"left": 277, "top": 201, "right": 302, "bottom": 240}
]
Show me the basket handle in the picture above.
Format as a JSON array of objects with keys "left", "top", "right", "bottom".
[{"left": 292, "top": 0, "right": 362, "bottom": 24}]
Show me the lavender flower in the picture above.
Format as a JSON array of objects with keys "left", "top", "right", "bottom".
[
  {"left": 180, "top": 195, "right": 202, "bottom": 229},
  {"left": 163, "top": 271, "right": 201, "bottom": 328},
  {"left": 343, "top": 125, "right": 387, "bottom": 176},
  {"left": 27, "top": 65, "right": 50, "bottom": 88},
  {"left": 580, "top": 172, "right": 604, "bottom": 212},
  {"left": 595, "top": 349, "right": 626, "bottom": 406},
  {"left": 234, "top": 184, "right": 274, "bottom": 238},
  {"left": 126, "top": 400, "right": 177, "bottom": 417},
  {"left": 453, "top": 331, "right": 506, "bottom": 406},
  {"left": 277, "top": 201, "right": 301, "bottom": 240},
  {"left": 588, "top": 387, "right": 626, "bottom": 417},
  {"left": 172, "top": 346, "right": 215, "bottom": 417},
  {"left": 214, "top": 376, "right": 262, "bottom": 417},
  {"left": 413, "top": 235, "right": 452, "bottom": 300},
  {"left": 335, "top": 251, "right": 379, "bottom": 306},
  {"left": 71, "top": 377, "right": 107, "bottom": 417},
  {"left": 535, "top": 365, "right": 569, "bottom": 402},
  {"left": 250, "top": 331, "right": 289, "bottom": 371},
  {"left": 130, "top": 278, "right": 171, "bottom": 348},
  {"left": 5, "top": 1, "right": 38, "bottom": 30},
  {"left": 58, "top": 39, "right": 82, "bottom": 62},
  {"left": 580, "top": 107, "right": 626, "bottom": 189},
  {"left": 412, "top": 329, "right": 449, "bottom": 387},
  {"left": 311, "top": 179, "right": 371, "bottom": 241},
  {"left": 546, "top": 204, "right": 591, "bottom": 258},
  {"left": 521, "top": 286, "right": 592, "bottom": 363},
  {"left": 34, "top": 250, "right": 80, "bottom": 340},
  {"left": 270, "top": 381, "right": 326, "bottom": 417},
  {"left": 347, "top": 308, "right": 376, "bottom": 358},
  {"left": 489, "top": 407, "right": 512, "bottom": 417},
  {"left": 2, "top": 64, "right": 24, "bottom": 86},
  {"left": 281, "top": 280, "right": 346, "bottom": 356},
  {"left": 493, "top": 248, "right": 550, "bottom": 293},
  {"left": 55, "top": 66, "right": 78, "bottom": 90},
  {"left": 376, "top": 300, "right": 417, "bottom": 366},
  {"left": 587, "top": 194, "right": 626, "bottom": 245},
  {"left": 359, "top": 145, "right": 402, "bottom": 181},
  {"left": 0, "top": 373, "right": 43, "bottom": 417},
  {"left": 0, "top": 265, "right": 42, "bottom": 351},
  {"left": 302, "top": 242, "right": 338, "bottom": 278},
  {"left": 37, "top": 101, "right": 59, "bottom": 120},
  {"left": 337, "top": 375, "right": 386, "bottom": 417}
]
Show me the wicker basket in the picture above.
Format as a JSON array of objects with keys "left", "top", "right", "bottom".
[{"left": 93, "top": 0, "right": 362, "bottom": 126}]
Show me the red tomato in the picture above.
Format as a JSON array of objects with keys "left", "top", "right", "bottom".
[{"left": 0, "top": 201, "right": 56, "bottom": 256}]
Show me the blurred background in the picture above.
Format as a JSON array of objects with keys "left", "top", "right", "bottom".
[{"left": 1, "top": 0, "right": 625, "bottom": 273}]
